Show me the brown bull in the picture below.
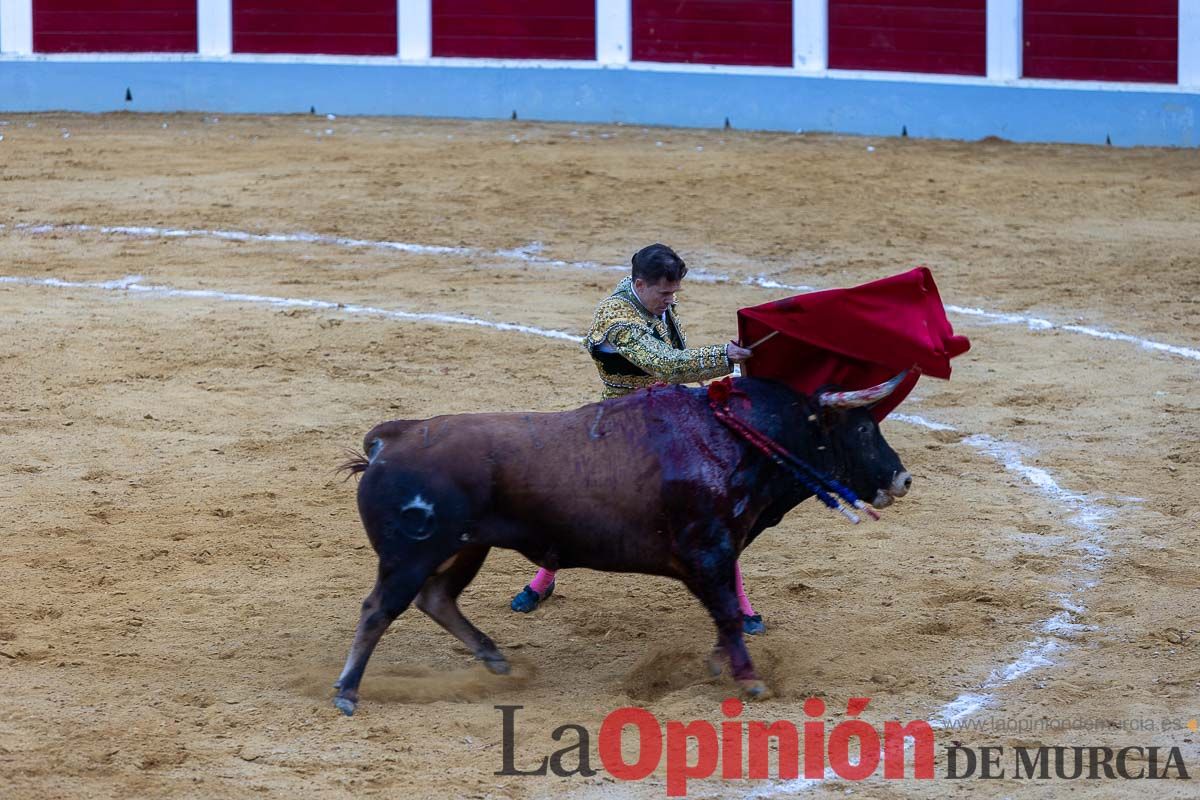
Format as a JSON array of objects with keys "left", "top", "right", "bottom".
[{"left": 333, "top": 377, "right": 911, "bottom": 715}]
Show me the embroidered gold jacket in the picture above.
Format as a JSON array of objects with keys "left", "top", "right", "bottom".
[{"left": 584, "top": 277, "right": 731, "bottom": 398}]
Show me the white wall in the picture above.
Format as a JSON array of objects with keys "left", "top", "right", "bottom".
[
  {"left": 197, "top": 0, "right": 232, "bottom": 56},
  {"left": 597, "top": 0, "right": 631, "bottom": 64},
  {"left": 986, "top": 0, "right": 1022, "bottom": 81},
  {"left": 399, "top": 0, "right": 432, "bottom": 60},
  {"left": 793, "top": 0, "right": 828, "bottom": 71},
  {"left": 0, "top": 0, "right": 32, "bottom": 55},
  {"left": 1181, "top": 0, "right": 1200, "bottom": 87},
  {"left": 2, "top": 0, "right": 1195, "bottom": 92}
]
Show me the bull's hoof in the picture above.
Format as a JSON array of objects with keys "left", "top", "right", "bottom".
[
  {"left": 482, "top": 656, "right": 511, "bottom": 675},
  {"left": 333, "top": 696, "right": 357, "bottom": 716},
  {"left": 706, "top": 651, "right": 725, "bottom": 677},
  {"left": 739, "top": 680, "right": 770, "bottom": 700}
]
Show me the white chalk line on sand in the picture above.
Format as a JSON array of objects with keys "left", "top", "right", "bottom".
[
  {"left": 0, "top": 221, "right": 796, "bottom": 292},
  {"left": 6, "top": 222, "right": 479, "bottom": 257},
  {"left": 886, "top": 417, "right": 1116, "bottom": 729},
  {"left": 889, "top": 412, "right": 957, "bottom": 432},
  {"left": 2, "top": 269, "right": 1120, "bottom": 790},
  {"left": 929, "top": 431, "right": 1114, "bottom": 728},
  {"left": 0, "top": 274, "right": 580, "bottom": 342},
  {"left": 8, "top": 221, "right": 1198, "bottom": 363},
  {"left": 945, "top": 304, "right": 1200, "bottom": 361}
]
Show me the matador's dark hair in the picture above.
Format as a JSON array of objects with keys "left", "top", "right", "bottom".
[{"left": 631, "top": 243, "right": 688, "bottom": 283}]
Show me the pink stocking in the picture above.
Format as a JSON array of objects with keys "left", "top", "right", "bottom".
[
  {"left": 734, "top": 560, "right": 756, "bottom": 616},
  {"left": 529, "top": 568, "right": 556, "bottom": 595}
]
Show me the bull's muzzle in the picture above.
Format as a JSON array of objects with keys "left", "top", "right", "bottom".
[{"left": 871, "top": 471, "right": 912, "bottom": 509}]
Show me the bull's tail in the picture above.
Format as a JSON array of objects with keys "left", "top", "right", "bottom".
[
  {"left": 336, "top": 449, "right": 370, "bottom": 480},
  {"left": 337, "top": 435, "right": 388, "bottom": 480}
]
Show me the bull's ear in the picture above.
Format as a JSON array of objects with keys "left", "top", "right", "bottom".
[
  {"left": 816, "top": 405, "right": 845, "bottom": 431},
  {"left": 811, "top": 385, "right": 844, "bottom": 430}
]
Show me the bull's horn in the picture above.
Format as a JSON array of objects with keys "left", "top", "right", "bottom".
[{"left": 818, "top": 370, "right": 909, "bottom": 409}]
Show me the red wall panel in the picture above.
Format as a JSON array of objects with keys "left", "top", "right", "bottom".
[
  {"left": 233, "top": 1, "right": 397, "bottom": 56},
  {"left": 829, "top": 0, "right": 986, "bottom": 76},
  {"left": 34, "top": 0, "right": 196, "bottom": 53},
  {"left": 1023, "top": 0, "right": 1178, "bottom": 83},
  {"left": 432, "top": 0, "right": 595, "bottom": 60},
  {"left": 632, "top": 0, "right": 792, "bottom": 67}
]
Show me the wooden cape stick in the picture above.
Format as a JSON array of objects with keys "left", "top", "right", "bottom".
[
  {"left": 737, "top": 330, "right": 779, "bottom": 377},
  {"left": 746, "top": 330, "right": 780, "bottom": 350}
]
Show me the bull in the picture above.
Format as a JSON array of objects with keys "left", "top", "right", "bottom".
[{"left": 332, "top": 376, "right": 911, "bottom": 715}]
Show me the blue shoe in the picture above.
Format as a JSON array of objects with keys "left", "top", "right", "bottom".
[
  {"left": 743, "top": 614, "right": 765, "bottom": 636},
  {"left": 510, "top": 582, "right": 553, "bottom": 613}
]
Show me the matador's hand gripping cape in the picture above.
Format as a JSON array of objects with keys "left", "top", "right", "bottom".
[
  {"left": 736, "top": 267, "right": 971, "bottom": 420},
  {"left": 585, "top": 277, "right": 732, "bottom": 398}
]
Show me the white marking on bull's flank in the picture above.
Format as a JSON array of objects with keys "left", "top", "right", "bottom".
[
  {"left": 0, "top": 274, "right": 581, "bottom": 342},
  {"left": 9, "top": 221, "right": 1194, "bottom": 361},
  {"left": 402, "top": 495, "right": 434, "bottom": 515}
]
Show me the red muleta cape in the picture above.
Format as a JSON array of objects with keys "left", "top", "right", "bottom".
[{"left": 736, "top": 267, "right": 971, "bottom": 421}]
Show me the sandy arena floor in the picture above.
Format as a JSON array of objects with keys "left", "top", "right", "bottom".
[{"left": 1, "top": 113, "right": 1198, "bottom": 799}]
